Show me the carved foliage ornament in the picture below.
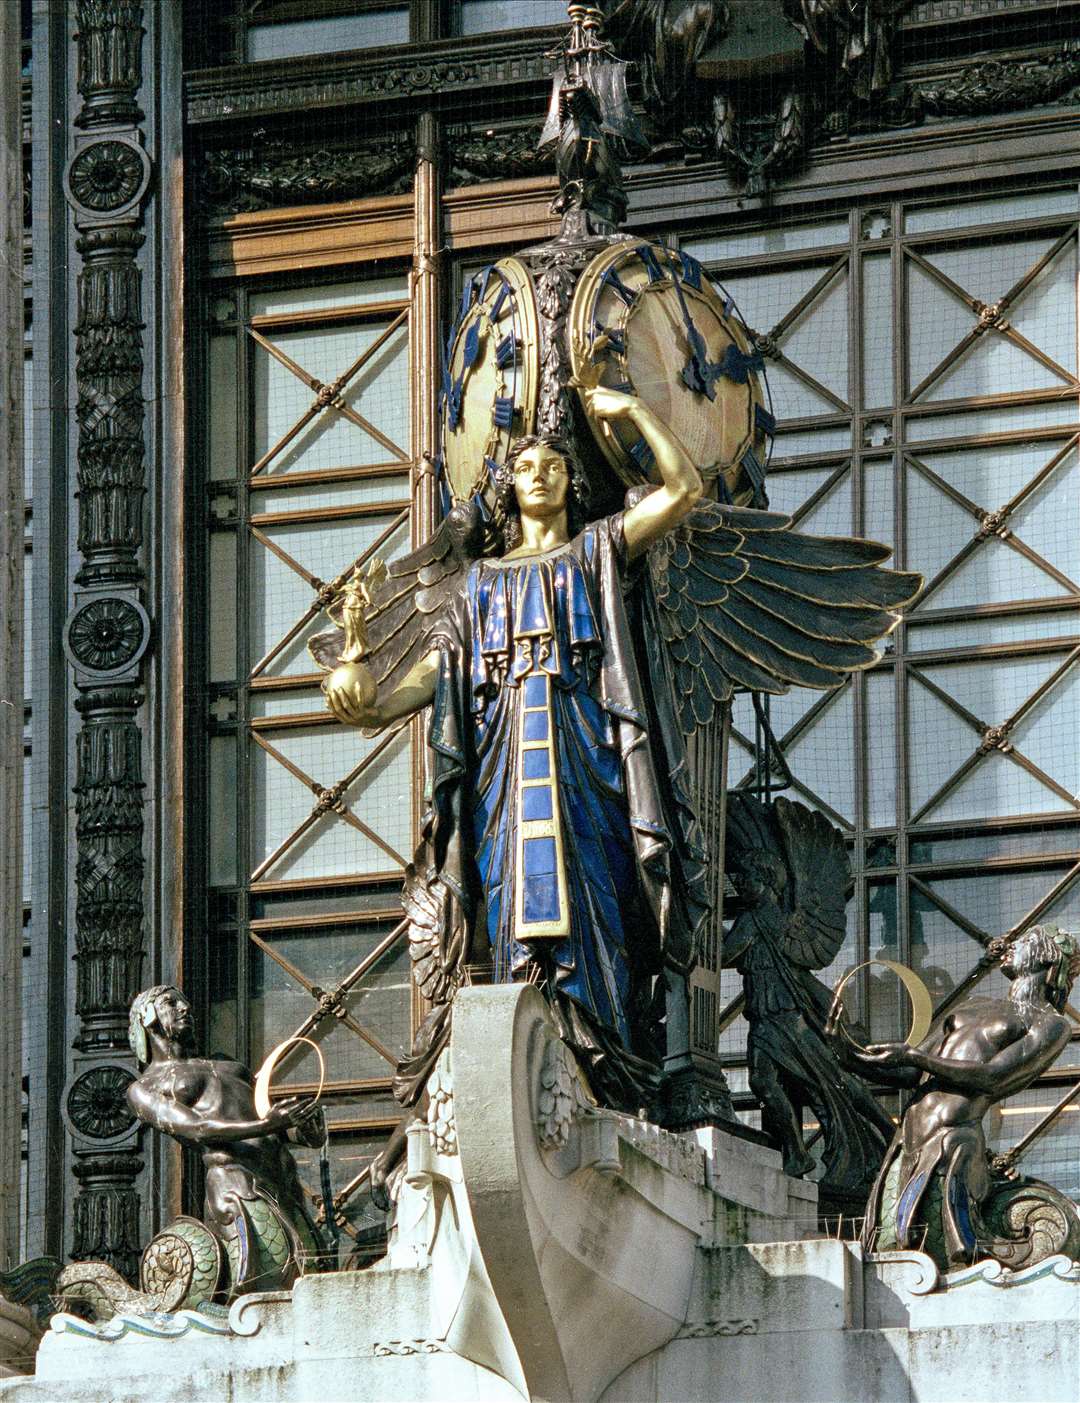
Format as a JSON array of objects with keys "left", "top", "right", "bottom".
[
  {"left": 66, "top": 1065, "right": 137, "bottom": 1140},
  {"left": 66, "top": 139, "right": 150, "bottom": 216},
  {"left": 65, "top": 597, "right": 150, "bottom": 674},
  {"left": 75, "top": 0, "right": 144, "bottom": 127},
  {"left": 197, "top": 138, "right": 414, "bottom": 217}
]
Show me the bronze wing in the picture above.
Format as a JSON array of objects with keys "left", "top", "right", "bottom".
[
  {"left": 772, "top": 795, "right": 850, "bottom": 969},
  {"left": 725, "top": 792, "right": 850, "bottom": 972},
  {"left": 648, "top": 498, "right": 921, "bottom": 733},
  {"left": 308, "top": 500, "right": 485, "bottom": 689}
]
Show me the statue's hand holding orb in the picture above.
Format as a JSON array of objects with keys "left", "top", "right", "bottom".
[{"left": 324, "top": 661, "right": 379, "bottom": 728}]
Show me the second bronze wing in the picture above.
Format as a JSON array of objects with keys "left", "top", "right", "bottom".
[{"left": 648, "top": 498, "right": 921, "bottom": 734}]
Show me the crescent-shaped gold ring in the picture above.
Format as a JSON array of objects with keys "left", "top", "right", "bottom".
[
  {"left": 253, "top": 1036, "right": 326, "bottom": 1119},
  {"left": 831, "top": 959, "right": 934, "bottom": 1048}
]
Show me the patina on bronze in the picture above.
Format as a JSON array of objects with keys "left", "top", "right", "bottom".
[
  {"left": 58, "top": 986, "right": 329, "bottom": 1320},
  {"left": 724, "top": 794, "right": 896, "bottom": 1195},
  {"left": 829, "top": 925, "right": 1080, "bottom": 1270},
  {"left": 310, "top": 0, "right": 920, "bottom": 1194}
]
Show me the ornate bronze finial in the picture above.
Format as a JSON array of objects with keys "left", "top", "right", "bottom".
[{"left": 538, "top": 1, "right": 648, "bottom": 239}]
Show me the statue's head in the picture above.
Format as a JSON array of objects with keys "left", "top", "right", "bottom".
[
  {"left": 1003, "top": 925, "right": 1080, "bottom": 1008},
  {"left": 128, "top": 985, "right": 194, "bottom": 1066},
  {"left": 495, "top": 435, "right": 591, "bottom": 551}
]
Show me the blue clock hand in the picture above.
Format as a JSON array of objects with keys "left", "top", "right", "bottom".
[{"left": 667, "top": 262, "right": 720, "bottom": 402}]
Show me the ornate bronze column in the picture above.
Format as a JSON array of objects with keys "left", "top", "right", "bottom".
[
  {"left": 0, "top": 0, "right": 25, "bottom": 1272},
  {"left": 60, "top": 0, "right": 153, "bottom": 1281}
]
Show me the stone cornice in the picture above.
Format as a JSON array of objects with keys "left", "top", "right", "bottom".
[{"left": 185, "top": 29, "right": 561, "bottom": 126}]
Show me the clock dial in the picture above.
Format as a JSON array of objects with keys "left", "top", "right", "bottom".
[
  {"left": 568, "top": 242, "right": 772, "bottom": 505},
  {"left": 441, "top": 257, "right": 539, "bottom": 506}
]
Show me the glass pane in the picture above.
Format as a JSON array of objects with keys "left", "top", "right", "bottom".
[
  {"left": 249, "top": 513, "right": 409, "bottom": 680},
  {"left": 718, "top": 265, "right": 831, "bottom": 347},
  {"left": 907, "top": 887, "right": 984, "bottom": 1007},
  {"left": 922, "top": 869, "right": 1073, "bottom": 944},
  {"left": 209, "top": 737, "right": 238, "bottom": 886},
  {"left": 1008, "top": 238, "right": 1077, "bottom": 377},
  {"left": 906, "top": 258, "right": 972, "bottom": 395},
  {"left": 987, "top": 1085, "right": 1080, "bottom": 1203},
  {"left": 769, "top": 426, "right": 851, "bottom": 459},
  {"left": 910, "top": 827, "right": 1080, "bottom": 866},
  {"left": 861, "top": 253, "right": 893, "bottom": 410},
  {"left": 207, "top": 936, "right": 239, "bottom": 1061},
  {"left": 22, "top": 354, "right": 32, "bottom": 498},
  {"left": 1008, "top": 443, "right": 1079, "bottom": 585},
  {"left": 907, "top": 610, "right": 1080, "bottom": 653},
  {"left": 251, "top": 320, "right": 410, "bottom": 475},
  {"left": 209, "top": 335, "right": 238, "bottom": 480},
  {"left": 765, "top": 465, "right": 838, "bottom": 517},
  {"left": 1009, "top": 663, "right": 1079, "bottom": 798},
  {"left": 252, "top": 474, "right": 410, "bottom": 516},
  {"left": 688, "top": 219, "right": 849, "bottom": 262},
  {"left": 866, "top": 884, "right": 907, "bottom": 1040},
  {"left": 792, "top": 471, "right": 853, "bottom": 538},
  {"left": 249, "top": 919, "right": 411, "bottom": 1085},
  {"left": 246, "top": 9, "right": 409, "bottom": 62},
  {"left": 863, "top": 458, "right": 894, "bottom": 552},
  {"left": 866, "top": 671, "right": 897, "bottom": 829},
  {"left": 905, "top": 671, "right": 978, "bottom": 817},
  {"left": 785, "top": 685, "right": 855, "bottom": 824},
  {"left": 781, "top": 267, "right": 849, "bottom": 404},
  {"left": 250, "top": 279, "right": 408, "bottom": 319},
  {"left": 209, "top": 531, "right": 237, "bottom": 682},
  {"left": 716, "top": 964, "right": 747, "bottom": 1059},
  {"left": 905, "top": 189, "right": 1077, "bottom": 234},
  {"left": 761, "top": 362, "right": 838, "bottom": 421},
  {"left": 456, "top": 0, "right": 566, "bottom": 34},
  {"left": 905, "top": 400, "right": 1080, "bottom": 443},
  {"left": 250, "top": 726, "right": 412, "bottom": 882}
]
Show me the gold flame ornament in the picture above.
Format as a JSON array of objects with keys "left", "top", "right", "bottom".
[
  {"left": 830, "top": 959, "right": 934, "bottom": 1049},
  {"left": 253, "top": 1036, "right": 327, "bottom": 1119}
]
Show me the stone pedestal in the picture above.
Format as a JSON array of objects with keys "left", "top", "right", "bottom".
[
  {"left": 0, "top": 985, "right": 814, "bottom": 1401},
  {"left": 0, "top": 1297, "right": 40, "bottom": 1380},
  {"left": 6, "top": 984, "right": 1077, "bottom": 1402}
]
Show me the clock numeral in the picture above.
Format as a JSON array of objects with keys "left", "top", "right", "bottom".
[
  {"left": 484, "top": 456, "right": 502, "bottom": 485},
  {"left": 637, "top": 245, "right": 665, "bottom": 284},
  {"left": 740, "top": 447, "right": 768, "bottom": 508},
  {"left": 457, "top": 278, "right": 476, "bottom": 322},
  {"left": 489, "top": 281, "right": 510, "bottom": 323},
  {"left": 600, "top": 267, "right": 636, "bottom": 307},
  {"left": 492, "top": 396, "right": 516, "bottom": 429},
  {"left": 672, "top": 250, "right": 703, "bottom": 292},
  {"left": 496, "top": 333, "right": 518, "bottom": 369},
  {"left": 477, "top": 265, "right": 494, "bottom": 303},
  {"left": 592, "top": 322, "right": 626, "bottom": 356},
  {"left": 754, "top": 403, "right": 776, "bottom": 436},
  {"left": 628, "top": 438, "right": 655, "bottom": 473}
]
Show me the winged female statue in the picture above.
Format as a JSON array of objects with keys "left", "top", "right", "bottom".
[
  {"left": 724, "top": 794, "right": 896, "bottom": 1194},
  {"left": 312, "top": 386, "right": 919, "bottom": 1134}
]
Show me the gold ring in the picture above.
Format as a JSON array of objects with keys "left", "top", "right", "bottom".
[
  {"left": 253, "top": 1036, "right": 326, "bottom": 1119},
  {"left": 831, "top": 959, "right": 933, "bottom": 1047}
]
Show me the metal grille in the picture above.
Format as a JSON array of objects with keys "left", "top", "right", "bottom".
[
  {"left": 695, "top": 189, "right": 1080, "bottom": 1173},
  {"left": 200, "top": 273, "right": 419, "bottom": 1239}
]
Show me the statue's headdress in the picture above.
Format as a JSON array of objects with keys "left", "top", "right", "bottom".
[
  {"left": 128, "top": 984, "right": 176, "bottom": 1066},
  {"left": 1017, "top": 925, "right": 1080, "bottom": 1008}
]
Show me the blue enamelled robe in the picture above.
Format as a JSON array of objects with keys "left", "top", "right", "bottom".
[{"left": 405, "top": 512, "right": 706, "bottom": 1102}]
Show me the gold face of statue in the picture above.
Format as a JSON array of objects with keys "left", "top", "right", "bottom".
[{"left": 512, "top": 445, "right": 569, "bottom": 518}]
